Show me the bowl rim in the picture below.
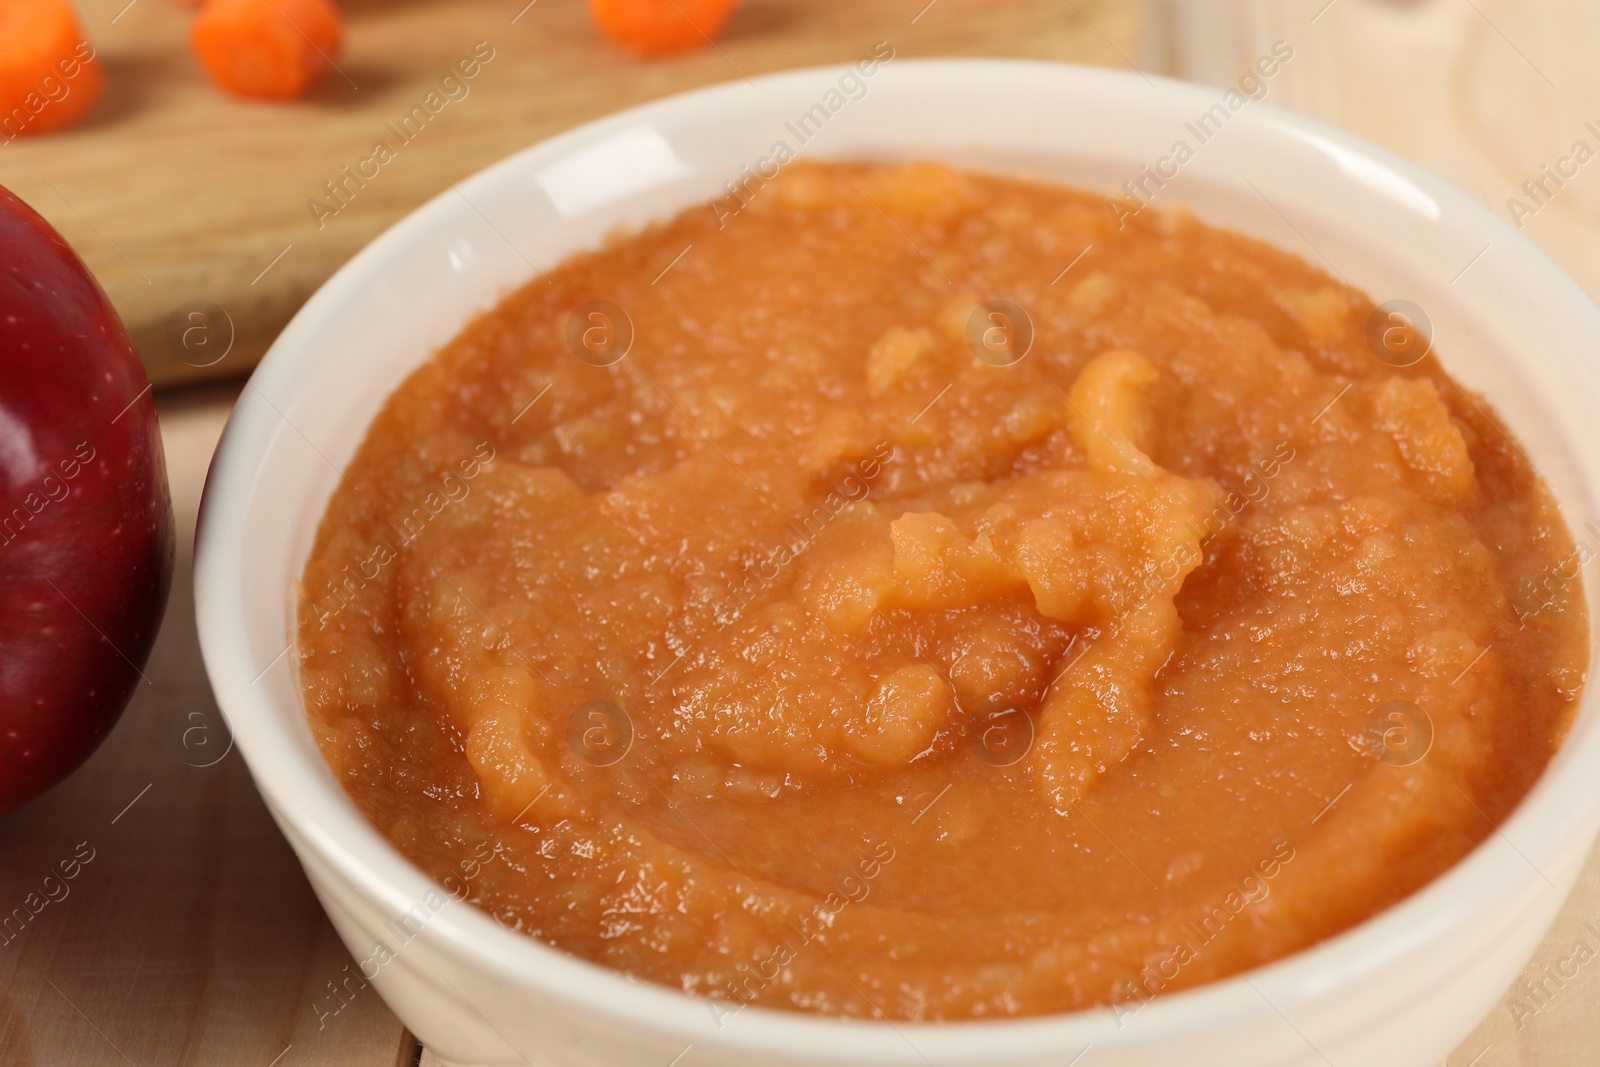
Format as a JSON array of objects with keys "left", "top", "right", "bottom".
[{"left": 195, "top": 55, "right": 1600, "bottom": 1059}]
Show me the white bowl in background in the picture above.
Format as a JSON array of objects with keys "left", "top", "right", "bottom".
[{"left": 194, "top": 59, "right": 1600, "bottom": 1067}]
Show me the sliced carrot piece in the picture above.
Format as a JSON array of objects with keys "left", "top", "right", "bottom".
[
  {"left": 0, "top": 0, "right": 101, "bottom": 139},
  {"left": 191, "top": 0, "right": 343, "bottom": 101},
  {"left": 588, "top": 0, "right": 738, "bottom": 56}
]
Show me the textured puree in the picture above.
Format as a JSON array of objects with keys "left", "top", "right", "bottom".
[{"left": 296, "top": 161, "right": 1588, "bottom": 1019}]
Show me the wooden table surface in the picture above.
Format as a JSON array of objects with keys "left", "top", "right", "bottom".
[
  {"left": 0, "top": 0, "right": 1143, "bottom": 389},
  {"left": 3, "top": 1, "right": 1599, "bottom": 1065},
  {"left": 0, "top": 384, "right": 414, "bottom": 1067}
]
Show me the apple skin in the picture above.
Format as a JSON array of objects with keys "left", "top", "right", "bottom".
[{"left": 0, "top": 184, "right": 174, "bottom": 816}]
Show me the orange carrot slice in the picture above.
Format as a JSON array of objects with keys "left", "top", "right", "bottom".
[
  {"left": 0, "top": 0, "right": 101, "bottom": 139},
  {"left": 588, "top": 0, "right": 738, "bottom": 56},
  {"left": 191, "top": 0, "right": 343, "bottom": 101}
]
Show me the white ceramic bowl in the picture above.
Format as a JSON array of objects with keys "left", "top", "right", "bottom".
[{"left": 195, "top": 59, "right": 1600, "bottom": 1067}]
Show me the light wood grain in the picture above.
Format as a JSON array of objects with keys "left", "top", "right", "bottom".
[
  {"left": 6, "top": 1, "right": 1598, "bottom": 1063},
  {"left": 0, "top": 0, "right": 1143, "bottom": 388},
  {"left": 0, "top": 385, "right": 415, "bottom": 1066},
  {"left": 1447, "top": 843, "right": 1600, "bottom": 1066}
]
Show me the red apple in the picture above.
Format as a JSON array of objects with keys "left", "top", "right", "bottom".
[{"left": 0, "top": 184, "right": 173, "bottom": 816}]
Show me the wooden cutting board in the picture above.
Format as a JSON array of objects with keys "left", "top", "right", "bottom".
[{"left": 0, "top": 0, "right": 1143, "bottom": 389}]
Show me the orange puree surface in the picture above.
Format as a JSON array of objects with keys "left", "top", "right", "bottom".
[{"left": 297, "top": 161, "right": 1588, "bottom": 1019}]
